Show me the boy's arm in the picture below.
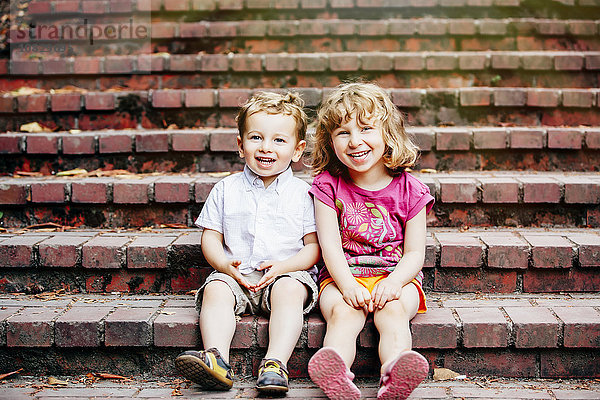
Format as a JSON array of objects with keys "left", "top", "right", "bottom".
[
  {"left": 370, "top": 206, "right": 427, "bottom": 310},
  {"left": 253, "top": 232, "right": 320, "bottom": 291},
  {"left": 313, "top": 199, "right": 372, "bottom": 311},
  {"left": 201, "top": 228, "right": 252, "bottom": 290}
]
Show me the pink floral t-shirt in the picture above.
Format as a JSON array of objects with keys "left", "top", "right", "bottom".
[{"left": 309, "top": 170, "right": 434, "bottom": 283}]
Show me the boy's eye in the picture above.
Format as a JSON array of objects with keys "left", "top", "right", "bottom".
[
  {"left": 249, "top": 135, "right": 261, "bottom": 140},
  {"left": 274, "top": 138, "right": 286, "bottom": 143}
]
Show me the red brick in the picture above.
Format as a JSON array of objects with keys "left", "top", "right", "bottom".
[
  {"left": 585, "top": 54, "right": 600, "bottom": 70},
  {"left": 438, "top": 178, "right": 478, "bottom": 203},
  {"left": 164, "top": 0, "right": 188, "bottom": 10},
  {"left": 51, "top": 93, "right": 81, "bottom": 112},
  {"left": 0, "top": 134, "right": 21, "bottom": 154},
  {"left": 411, "top": 308, "right": 457, "bottom": 349},
  {"left": 541, "top": 350, "right": 600, "bottom": 378},
  {"left": 219, "top": 89, "right": 252, "bottom": 108},
  {"left": 585, "top": 128, "right": 600, "bottom": 149},
  {"left": 0, "top": 95, "right": 15, "bottom": 113},
  {"left": 152, "top": 90, "right": 182, "bottom": 108},
  {"left": 301, "top": 0, "right": 326, "bottom": 7},
  {"left": 7, "top": 308, "right": 59, "bottom": 347},
  {"left": 522, "top": 54, "right": 553, "bottom": 70},
  {"left": 547, "top": 128, "right": 582, "bottom": 149},
  {"left": 109, "top": 0, "right": 133, "bottom": 12},
  {"left": 435, "top": 128, "right": 471, "bottom": 150},
  {"left": 478, "top": 177, "right": 519, "bottom": 203},
  {"left": 99, "top": 132, "right": 133, "bottom": 153},
  {"left": 553, "top": 307, "right": 600, "bottom": 348},
  {"left": 237, "top": 20, "right": 267, "bottom": 36},
  {"left": 208, "top": 21, "right": 237, "bottom": 37},
  {"left": 523, "top": 268, "right": 600, "bottom": 292},
  {"left": 172, "top": 131, "right": 209, "bottom": 151},
  {"left": 0, "top": 181, "right": 28, "bottom": 205},
  {"left": 298, "top": 20, "right": 328, "bottom": 35},
  {"left": 568, "top": 233, "right": 600, "bottom": 267},
  {"left": 424, "top": 234, "right": 437, "bottom": 268},
  {"left": 231, "top": 54, "right": 263, "bottom": 71},
  {"left": 435, "top": 268, "right": 518, "bottom": 293},
  {"left": 361, "top": 53, "right": 393, "bottom": 71},
  {"left": 394, "top": 54, "right": 425, "bottom": 71},
  {"left": 27, "top": 135, "right": 59, "bottom": 154},
  {"left": 473, "top": 128, "right": 507, "bottom": 149},
  {"left": 447, "top": 351, "right": 535, "bottom": 377},
  {"left": 232, "top": 316, "right": 255, "bottom": 348},
  {"left": 410, "top": 128, "right": 434, "bottom": 151},
  {"left": 209, "top": 130, "right": 238, "bottom": 152},
  {"left": 562, "top": 89, "right": 594, "bottom": 108},
  {"left": 527, "top": 89, "right": 560, "bottom": 107},
  {"left": 87, "top": 270, "right": 161, "bottom": 293},
  {"left": 0, "top": 235, "right": 48, "bottom": 267},
  {"left": 265, "top": 54, "right": 297, "bottom": 71},
  {"left": 154, "top": 307, "right": 200, "bottom": 347},
  {"left": 42, "top": 58, "right": 71, "bottom": 75},
  {"left": 559, "top": 176, "right": 600, "bottom": 204},
  {"left": 199, "top": 54, "right": 229, "bottom": 71},
  {"left": 184, "top": 89, "right": 216, "bottom": 108},
  {"left": 460, "top": 88, "right": 491, "bottom": 106},
  {"left": 27, "top": 1, "right": 52, "bottom": 13},
  {"left": 505, "top": 307, "right": 560, "bottom": 348},
  {"left": 73, "top": 57, "right": 102, "bottom": 74},
  {"left": 426, "top": 54, "right": 457, "bottom": 70},
  {"left": 85, "top": 93, "right": 115, "bottom": 110},
  {"left": 329, "top": 54, "right": 360, "bottom": 71},
  {"left": 494, "top": 88, "right": 526, "bottom": 106},
  {"left": 11, "top": 60, "right": 40, "bottom": 75},
  {"left": 452, "top": 385, "right": 550, "bottom": 398},
  {"left": 568, "top": 20, "right": 597, "bottom": 35},
  {"left": 555, "top": 54, "right": 584, "bottom": 70},
  {"left": 135, "top": 132, "right": 169, "bottom": 152},
  {"left": 195, "top": 179, "right": 218, "bottom": 203},
  {"left": 105, "top": 307, "right": 155, "bottom": 346},
  {"left": 218, "top": 0, "right": 243, "bottom": 9},
  {"left": 55, "top": 307, "right": 110, "bottom": 347},
  {"left": 417, "top": 19, "right": 447, "bottom": 35},
  {"left": 307, "top": 314, "right": 326, "bottom": 348},
  {"left": 170, "top": 267, "right": 210, "bottom": 292},
  {"left": 459, "top": 53, "right": 487, "bottom": 70},
  {"left": 180, "top": 22, "right": 208, "bottom": 38},
  {"left": 82, "top": 0, "right": 106, "bottom": 12},
  {"left": 82, "top": 236, "right": 130, "bottom": 269},
  {"left": 113, "top": 180, "right": 152, "bottom": 204},
  {"left": 491, "top": 53, "right": 520, "bottom": 69},
  {"left": 456, "top": 308, "right": 510, "bottom": 348},
  {"left": 71, "top": 180, "right": 109, "bottom": 203},
  {"left": 151, "top": 22, "right": 176, "bottom": 38},
  {"left": 169, "top": 55, "right": 198, "bottom": 71},
  {"left": 127, "top": 236, "right": 176, "bottom": 268},
  {"left": 509, "top": 128, "right": 545, "bottom": 149},
  {"left": 391, "top": 89, "right": 423, "bottom": 107},
  {"left": 449, "top": 18, "right": 477, "bottom": 35},
  {"left": 436, "top": 233, "right": 482, "bottom": 267},
  {"left": 38, "top": 235, "right": 90, "bottom": 267},
  {"left": 104, "top": 56, "right": 134, "bottom": 74},
  {"left": 522, "top": 234, "right": 573, "bottom": 268},
  {"left": 480, "top": 232, "right": 529, "bottom": 269},
  {"left": 62, "top": 133, "right": 96, "bottom": 155},
  {"left": 18, "top": 94, "right": 48, "bottom": 113},
  {"left": 519, "top": 177, "right": 561, "bottom": 203},
  {"left": 154, "top": 178, "right": 191, "bottom": 203},
  {"left": 30, "top": 181, "right": 66, "bottom": 203}
]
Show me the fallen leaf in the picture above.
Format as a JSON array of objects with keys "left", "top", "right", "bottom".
[
  {"left": 172, "top": 389, "right": 183, "bottom": 396},
  {"left": 56, "top": 168, "right": 88, "bottom": 177},
  {"left": 419, "top": 168, "right": 437, "bottom": 173},
  {"left": 160, "top": 311, "right": 176, "bottom": 315},
  {"left": 48, "top": 377, "right": 68, "bottom": 386},
  {"left": 20, "top": 122, "right": 52, "bottom": 133},
  {"left": 93, "top": 372, "right": 132, "bottom": 381},
  {"left": 208, "top": 172, "right": 231, "bottom": 178},
  {"left": 14, "top": 171, "right": 44, "bottom": 177},
  {"left": 433, "top": 368, "right": 465, "bottom": 381},
  {"left": 0, "top": 368, "right": 23, "bottom": 380},
  {"left": 160, "top": 224, "right": 189, "bottom": 229}
]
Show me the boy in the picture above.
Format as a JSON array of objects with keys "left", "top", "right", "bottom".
[{"left": 175, "top": 91, "right": 320, "bottom": 394}]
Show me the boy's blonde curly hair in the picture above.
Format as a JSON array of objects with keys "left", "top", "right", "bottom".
[
  {"left": 309, "top": 82, "right": 419, "bottom": 176},
  {"left": 236, "top": 91, "right": 308, "bottom": 142}
]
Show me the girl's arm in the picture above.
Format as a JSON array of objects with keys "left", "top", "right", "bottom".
[
  {"left": 370, "top": 206, "right": 427, "bottom": 311},
  {"left": 201, "top": 228, "right": 251, "bottom": 290},
  {"left": 253, "top": 232, "right": 321, "bottom": 291},
  {"left": 315, "top": 199, "right": 372, "bottom": 311}
]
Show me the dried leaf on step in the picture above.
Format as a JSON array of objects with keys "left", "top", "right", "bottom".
[
  {"left": 93, "top": 372, "right": 132, "bottom": 381},
  {"left": 419, "top": 168, "right": 437, "bottom": 173},
  {"left": 160, "top": 223, "right": 189, "bottom": 229},
  {"left": 433, "top": 368, "right": 465, "bottom": 381},
  {"left": 0, "top": 368, "right": 23, "bottom": 380},
  {"left": 20, "top": 122, "right": 52, "bottom": 133},
  {"left": 56, "top": 168, "right": 88, "bottom": 177},
  {"left": 48, "top": 377, "right": 68, "bottom": 386},
  {"left": 172, "top": 388, "right": 183, "bottom": 396},
  {"left": 208, "top": 172, "right": 231, "bottom": 178}
]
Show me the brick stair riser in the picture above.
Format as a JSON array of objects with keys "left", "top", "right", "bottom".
[
  {"left": 0, "top": 229, "right": 598, "bottom": 293},
  {"left": 1, "top": 128, "right": 599, "bottom": 173},
  {"left": 0, "top": 294, "right": 599, "bottom": 378}
]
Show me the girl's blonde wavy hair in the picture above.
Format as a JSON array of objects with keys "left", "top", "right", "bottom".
[
  {"left": 236, "top": 91, "right": 308, "bottom": 142},
  {"left": 309, "top": 82, "right": 419, "bottom": 176}
]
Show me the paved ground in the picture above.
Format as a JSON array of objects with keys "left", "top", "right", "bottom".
[{"left": 1, "top": 375, "right": 599, "bottom": 399}]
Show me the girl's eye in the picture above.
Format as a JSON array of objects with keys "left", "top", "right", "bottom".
[
  {"left": 362, "top": 126, "right": 373, "bottom": 132},
  {"left": 336, "top": 130, "right": 349, "bottom": 136}
]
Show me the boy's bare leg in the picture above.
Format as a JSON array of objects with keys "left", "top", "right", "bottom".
[
  {"left": 265, "top": 277, "right": 308, "bottom": 364},
  {"left": 199, "top": 280, "right": 237, "bottom": 362},
  {"left": 319, "top": 284, "right": 367, "bottom": 367},
  {"left": 373, "top": 283, "right": 420, "bottom": 373}
]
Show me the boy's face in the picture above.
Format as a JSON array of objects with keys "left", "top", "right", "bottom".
[{"left": 237, "top": 111, "right": 306, "bottom": 187}]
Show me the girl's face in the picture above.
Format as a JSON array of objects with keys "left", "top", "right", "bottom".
[{"left": 330, "top": 112, "right": 388, "bottom": 180}]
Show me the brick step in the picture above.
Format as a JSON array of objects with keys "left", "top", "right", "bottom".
[
  {"left": 0, "top": 225, "right": 599, "bottom": 293},
  {"left": 0, "top": 292, "right": 598, "bottom": 378},
  {"left": 4, "top": 52, "right": 600, "bottom": 90},
  {"left": 0, "top": 171, "right": 599, "bottom": 228},
  {"left": 1, "top": 87, "right": 599, "bottom": 132},
  {"left": 8, "top": 17, "right": 600, "bottom": 58},
  {"left": 1, "top": 127, "right": 599, "bottom": 174}
]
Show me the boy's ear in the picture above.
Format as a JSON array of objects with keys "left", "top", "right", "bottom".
[
  {"left": 237, "top": 135, "right": 244, "bottom": 159},
  {"left": 292, "top": 140, "right": 307, "bottom": 163}
]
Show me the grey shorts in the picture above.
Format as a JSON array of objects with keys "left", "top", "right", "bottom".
[{"left": 195, "top": 269, "right": 318, "bottom": 316}]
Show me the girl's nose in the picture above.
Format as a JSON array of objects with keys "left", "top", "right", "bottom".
[{"left": 348, "top": 131, "right": 361, "bottom": 147}]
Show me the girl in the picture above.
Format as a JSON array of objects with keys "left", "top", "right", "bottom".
[{"left": 307, "top": 82, "right": 434, "bottom": 400}]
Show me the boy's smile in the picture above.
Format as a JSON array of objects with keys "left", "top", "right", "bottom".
[{"left": 238, "top": 111, "right": 306, "bottom": 188}]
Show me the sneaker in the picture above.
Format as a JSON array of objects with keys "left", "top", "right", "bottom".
[
  {"left": 256, "top": 358, "right": 289, "bottom": 394},
  {"left": 308, "top": 347, "right": 360, "bottom": 400},
  {"left": 377, "top": 350, "right": 429, "bottom": 400},
  {"left": 174, "top": 348, "right": 234, "bottom": 390}
]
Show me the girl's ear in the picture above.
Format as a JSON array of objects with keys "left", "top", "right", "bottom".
[
  {"left": 237, "top": 135, "right": 244, "bottom": 159},
  {"left": 292, "top": 140, "right": 307, "bottom": 163}
]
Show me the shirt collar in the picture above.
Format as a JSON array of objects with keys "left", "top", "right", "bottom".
[{"left": 243, "top": 165, "right": 293, "bottom": 194}]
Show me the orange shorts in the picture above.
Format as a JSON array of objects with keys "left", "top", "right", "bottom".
[{"left": 319, "top": 275, "right": 427, "bottom": 313}]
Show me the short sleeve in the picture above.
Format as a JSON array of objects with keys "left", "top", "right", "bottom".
[
  {"left": 194, "top": 180, "right": 224, "bottom": 233},
  {"left": 308, "top": 172, "right": 337, "bottom": 209},
  {"left": 302, "top": 190, "right": 317, "bottom": 236},
  {"left": 406, "top": 174, "right": 435, "bottom": 221}
]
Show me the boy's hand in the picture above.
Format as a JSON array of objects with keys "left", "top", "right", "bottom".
[
  {"left": 340, "top": 283, "right": 372, "bottom": 312},
  {"left": 370, "top": 276, "right": 403, "bottom": 311},
  {"left": 253, "top": 260, "right": 285, "bottom": 291},
  {"left": 224, "top": 260, "right": 252, "bottom": 291}
]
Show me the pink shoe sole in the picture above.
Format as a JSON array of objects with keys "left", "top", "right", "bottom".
[
  {"left": 377, "top": 351, "right": 429, "bottom": 400},
  {"left": 308, "top": 347, "right": 361, "bottom": 400}
]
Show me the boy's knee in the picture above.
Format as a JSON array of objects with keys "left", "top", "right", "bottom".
[
  {"left": 203, "top": 280, "right": 234, "bottom": 302},
  {"left": 271, "top": 276, "right": 305, "bottom": 297}
]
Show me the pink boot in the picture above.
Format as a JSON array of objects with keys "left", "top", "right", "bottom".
[
  {"left": 377, "top": 350, "right": 429, "bottom": 400},
  {"left": 308, "top": 347, "right": 361, "bottom": 400}
]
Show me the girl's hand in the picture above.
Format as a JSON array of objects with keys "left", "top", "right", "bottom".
[
  {"left": 253, "top": 260, "right": 285, "bottom": 291},
  {"left": 224, "top": 260, "right": 253, "bottom": 291},
  {"left": 341, "top": 283, "right": 372, "bottom": 312},
  {"left": 370, "top": 276, "right": 404, "bottom": 311}
]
